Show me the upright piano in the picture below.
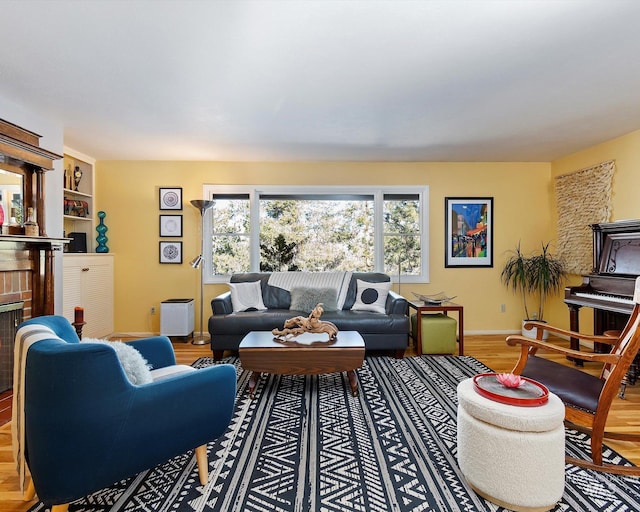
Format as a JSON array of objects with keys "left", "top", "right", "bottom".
[{"left": 565, "top": 219, "right": 640, "bottom": 357}]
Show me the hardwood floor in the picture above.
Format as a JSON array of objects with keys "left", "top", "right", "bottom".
[{"left": 1, "top": 334, "right": 639, "bottom": 511}]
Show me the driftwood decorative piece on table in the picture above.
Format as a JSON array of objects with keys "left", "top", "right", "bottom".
[{"left": 272, "top": 303, "right": 339, "bottom": 341}]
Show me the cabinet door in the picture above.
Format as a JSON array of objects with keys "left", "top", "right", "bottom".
[
  {"left": 62, "top": 264, "right": 83, "bottom": 322},
  {"left": 63, "top": 255, "right": 114, "bottom": 338},
  {"left": 82, "top": 260, "right": 114, "bottom": 338}
]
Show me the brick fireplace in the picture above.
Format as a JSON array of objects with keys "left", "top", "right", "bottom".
[
  {"left": 0, "top": 270, "right": 32, "bottom": 318},
  {"left": 0, "top": 118, "right": 65, "bottom": 401}
]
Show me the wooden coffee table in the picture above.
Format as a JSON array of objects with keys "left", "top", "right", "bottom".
[{"left": 239, "top": 330, "right": 365, "bottom": 398}]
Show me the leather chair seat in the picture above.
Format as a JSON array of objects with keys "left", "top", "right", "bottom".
[{"left": 522, "top": 355, "right": 604, "bottom": 414}]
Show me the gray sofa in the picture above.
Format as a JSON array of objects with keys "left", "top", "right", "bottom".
[{"left": 208, "top": 272, "right": 409, "bottom": 359}]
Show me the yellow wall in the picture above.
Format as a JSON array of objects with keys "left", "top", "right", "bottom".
[{"left": 96, "top": 160, "right": 554, "bottom": 336}]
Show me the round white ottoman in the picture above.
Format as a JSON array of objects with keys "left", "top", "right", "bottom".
[{"left": 457, "top": 377, "right": 565, "bottom": 512}]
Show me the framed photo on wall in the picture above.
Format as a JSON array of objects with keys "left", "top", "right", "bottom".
[
  {"left": 445, "top": 197, "right": 493, "bottom": 267},
  {"left": 159, "top": 214, "right": 182, "bottom": 237},
  {"left": 159, "top": 241, "right": 183, "bottom": 264},
  {"left": 159, "top": 187, "right": 182, "bottom": 210}
]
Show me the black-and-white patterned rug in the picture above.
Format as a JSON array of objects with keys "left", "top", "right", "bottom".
[{"left": 29, "top": 356, "right": 640, "bottom": 511}]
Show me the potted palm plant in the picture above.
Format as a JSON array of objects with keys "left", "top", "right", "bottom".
[{"left": 501, "top": 242, "right": 567, "bottom": 338}]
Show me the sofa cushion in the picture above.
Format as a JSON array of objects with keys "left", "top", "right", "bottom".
[
  {"left": 290, "top": 287, "right": 338, "bottom": 313},
  {"left": 351, "top": 279, "right": 391, "bottom": 314},
  {"left": 229, "top": 281, "right": 267, "bottom": 312}
]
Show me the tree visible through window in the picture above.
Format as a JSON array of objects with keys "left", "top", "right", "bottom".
[
  {"left": 259, "top": 195, "right": 374, "bottom": 272},
  {"left": 205, "top": 186, "right": 427, "bottom": 282}
]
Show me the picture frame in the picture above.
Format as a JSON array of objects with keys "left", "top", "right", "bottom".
[
  {"left": 159, "top": 241, "right": 183, "bottom": 264},
  {"left": 159, "top": 187, "right": 182, "bottom": 210},
  {"left": 445, "top": 197, "right": 493, "bottom": 268},
  {"left": 159, "top": 214, "right": 183, "bottom": 237}
]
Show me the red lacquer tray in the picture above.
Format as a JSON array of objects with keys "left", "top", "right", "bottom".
[{"left": 472, "top": 373, "right": 549, "bottom": 407}]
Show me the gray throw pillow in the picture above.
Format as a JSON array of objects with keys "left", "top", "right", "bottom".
[{"left": 289, "top": 287, "right": 338, "bottom": 314}]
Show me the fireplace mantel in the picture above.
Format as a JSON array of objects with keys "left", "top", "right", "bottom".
[
  {"left": 0, "top": 120, "right": 63, "bottom": 319},
  {"left": 0, "top": 235, "right": 67, "bottom": 246}
]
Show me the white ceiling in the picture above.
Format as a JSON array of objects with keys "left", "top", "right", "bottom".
[{"left": 2, "top": 0, "right": 640, "bottom": 162}]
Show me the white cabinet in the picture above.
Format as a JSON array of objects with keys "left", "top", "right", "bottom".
[
  {"left": 63, "top": 254, "right": 114, "bottom": 338},
  {"left": 63, "top": 148, "right": 95, "bottom": 253}
]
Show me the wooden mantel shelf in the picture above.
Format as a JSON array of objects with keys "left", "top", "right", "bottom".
[{"left": 0, "top": 235, "right": 68, "bottom": 245}]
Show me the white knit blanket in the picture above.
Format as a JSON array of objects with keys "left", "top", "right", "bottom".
[
  {"left": 267, "top": 271, "right": 352, "bottom": 309},
  {"left": 11, "top": 324, "right": 61, "bottom": 495}
]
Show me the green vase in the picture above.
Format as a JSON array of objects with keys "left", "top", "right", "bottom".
[{"left": 96, "top": 211, "right": 109, "bottom": 253}]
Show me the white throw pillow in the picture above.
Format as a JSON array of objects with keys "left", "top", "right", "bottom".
[
  {"left": 229, "top": 281, "right": 267, "bottom": 312},
  {"left": 81, "top": 338, "right": 153, "bottom": 385},
  {"left": 351, "top": 279, "right": 391, "bottom": 314}
]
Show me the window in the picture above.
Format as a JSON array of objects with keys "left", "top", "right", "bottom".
[{"left": 203, "top": 185, "right": 429, "bottom": 283}]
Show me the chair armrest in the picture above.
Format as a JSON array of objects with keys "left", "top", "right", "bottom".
[
  {"left": 212, "top": 291, "right": 233, "bottom": 315},
  {"left": 506, "top": 334, "right": 621, "bottom": 365},
  {"left": 126, "top": 336, "right": 176, "bottom": 369},
  {"left": 522, "top": 320, "right": 617, "bottom": 344},
  {"left": 386, "top": 290, "right": 408, "bottom": 315}
]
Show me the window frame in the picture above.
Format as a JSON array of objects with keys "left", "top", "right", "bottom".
[{"left": 202, "top": 185, "right": 429, "bottom": 284}]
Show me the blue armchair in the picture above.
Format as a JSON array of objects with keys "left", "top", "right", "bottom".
[{"left": 13, "top": 315, "right": 236, "bottom": 512}]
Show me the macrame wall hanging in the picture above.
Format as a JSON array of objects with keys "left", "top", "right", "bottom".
[{"left": 555, "top": 160, "right": 615, "bottom": 275}]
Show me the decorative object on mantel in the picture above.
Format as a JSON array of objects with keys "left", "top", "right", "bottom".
[
  {"left": 23, "top": 207, "right": 38, "bottom": 237},
  {"left": 272, "top": 303, "right": 339, "bottom": 341},
  {"left": 96, "top": 211, "right": 109, "bottom": 253},
  {"left": 190, "top": 199, "right": 215, "bottom": 345},
  {"left": 412, "top": 291, "right": 457, "bottom": 304},
  {"left": 0, "top": 193, "right": 5, "bottom": 234}
]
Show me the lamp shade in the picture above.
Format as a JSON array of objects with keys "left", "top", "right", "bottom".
[{"left": 191, "top": 199, "right": 214, "bottom": 214}]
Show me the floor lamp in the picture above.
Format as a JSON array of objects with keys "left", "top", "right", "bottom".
[{"left": 190, "top": 199, "right": 215, "bottom": 345}]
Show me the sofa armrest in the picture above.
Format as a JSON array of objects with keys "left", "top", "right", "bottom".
[
  {"left": 212, "top": 291, "right": 233, "bottom": 315},
  {"left": 386, "top": 290, "right": 408, "bottom": 315}
]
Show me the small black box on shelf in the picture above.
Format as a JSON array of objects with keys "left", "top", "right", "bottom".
[{"left": 68, "top": 232, "right": 87, "bottom": 253}]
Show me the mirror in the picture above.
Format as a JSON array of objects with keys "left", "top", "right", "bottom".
[{"left": 0, "top": 168, "right": 24, "bottom": 225}]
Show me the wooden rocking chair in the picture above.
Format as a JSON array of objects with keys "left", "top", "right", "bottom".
[{"left": 505, "top": 276, "right": 640, "bottom": 476}]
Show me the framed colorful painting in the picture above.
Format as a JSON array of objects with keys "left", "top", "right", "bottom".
[{"left": 445, "top": 197, "right": 493, "bottom": 267}]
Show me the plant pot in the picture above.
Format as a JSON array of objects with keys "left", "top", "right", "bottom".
[{"left": 522, "top": 320, "right": 549, "bottom": 340}]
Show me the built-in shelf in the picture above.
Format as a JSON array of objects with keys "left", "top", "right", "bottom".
[
  {"left": 63, "top": 148, "right": 95, "bottom": 252},
  {"left": 63, "top": 215, "right": 92, "bottom": 222},
  {"left": 63, "top": 188, "right": 91, "bottom": 199}
]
